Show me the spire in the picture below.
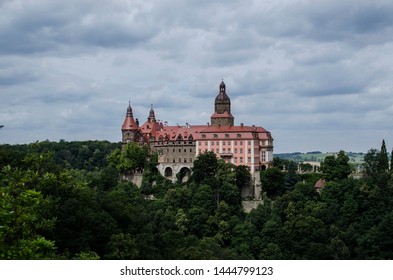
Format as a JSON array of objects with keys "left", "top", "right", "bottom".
[
  {"left": 126, "top": 101, "right": 133, "bottom": 118},
  {"left": 220, "top": 79, "right": 225, "bottom": 92},
  {"left": 216, "top": 80, "right": 230, "bottom": 101},
  {"left": 122, "top": 102, "right": 138, "bottom": 130},
  {"left": 148, "top": 104, "right": 156, "bottom": 122}
]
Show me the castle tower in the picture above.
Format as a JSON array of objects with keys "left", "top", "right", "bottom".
[
  {"left": 121, "top": 102, "right": 141, "bottom": 144},
  {"left": 211, "top": 80, "right": 234, "bottom": 126},
  {"left": 148, "top": 104, "right": 156, "bottom": 122}
]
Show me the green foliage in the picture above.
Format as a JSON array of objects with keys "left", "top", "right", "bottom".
[
  {"left": 260, "top": 167, "right": 285, "bottom": 198},
  {"left": 363, "top": 143, "right": 391, "bottom": 187},
  {"left": 2, "top": 141, "right": 393, "bottom": 260},
  {"left": 379, "top": 140, "right": 389, "bottom": 172},
  {"left": 108, "top": 142, "right": 148, "bottom": 173},
  {"left": 0, "top": 166, "right": 56, "bottom": 259},
  {"left": 191, "top": 151, "right": 218, "bottom": 184},
  {"left": 320, "top": 150, "right": 352, "bottom": 181}
]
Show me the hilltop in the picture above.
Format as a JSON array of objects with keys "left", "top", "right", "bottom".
[{"left": 274, "top": 151, "right": 365, "bottom": 164}]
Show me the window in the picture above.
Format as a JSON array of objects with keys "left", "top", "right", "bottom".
[
  {"left": 240, "top": 148, "right": 243, "bottom": 153},
  {"left": 234, "top": 157, "right": 238, "bottom": 163},
  {"left": 228, "top": 148, "right": 231, "bottom": 153},
  {"left": 228, "top": 141, "right": 230, "bottom": 145},
  {"left": 237, "top": 134, "right": 241, "bottom": 138},
  {"left": 248, "top": 148, "right": 251, "bottom": 154},
  {"left": 178, "top": 158, "right": 182, "bottom": 162},
  {"left": 240, "top": 141, "right": 243, "bottom": 145},
  {"left": 179, "top": 149, "right": 181, "bottom": 153},
  {"left": 184, "top": 158, "right": 187, "bottom": 163},
  {"left": 248, "top": 141, "right": 251, "bottom": 145},
  {"left": 190, "top": 149, "right": 193, "bottom": 152},
  {"left": 214, "top": 134, "right": 218, "bottom": 138},
  {"left": 223, "top": 141, "right": 226, "bottom": 145},
  {"left": 234, "top": 141, "right": 237, "bottom": 145},
  {"left": 240, "top": 157, "right": 243, "bottom": 163},
  {"left": 201, "top": 134, "right": 206, "bottom": 138},
  {"left": 262, "top": 150, "right": 266, "bottom": 162},
  {"left": 225, "top": 134, "right": 229, "bottom": 138},
  {"left": 216, "top": 141, "right": 219, "bottom": 145},
  {"left": 223, "top": 148, "right": 226, "bottom": 152},
  {"left": 248, "top": 157, "right": 251, "bottom": 162},
  {"left": 234, "top": 148, "right": 238, "bottom": 153},
  {"left": 216, "top": 149, "right": 219, "bottom": 153},
  {"left": 205, "top": 142, "right": 208, "bottom": 146},
  {"left": 212, "top": 141, "right": 214, "bottom": 146}
]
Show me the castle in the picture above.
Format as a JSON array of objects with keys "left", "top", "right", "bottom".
[{"left": 121, "top": 81, "right": 274, "bottom": 183}]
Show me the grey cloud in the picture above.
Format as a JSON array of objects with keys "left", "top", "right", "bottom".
[
  {"left": 0, "top": 0, "right": 158, "bottom": 55},
  {"left": 1, "top": 0, "right": 393, "bottom": 152}
]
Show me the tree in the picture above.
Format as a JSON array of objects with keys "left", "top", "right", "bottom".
[
  {"left": 191, "top": 151, "right": 218, "bottom": 184},
  {"left": 320, "top": 151, "right": 352, "bottom": 181},
  {"left": 108, "top": 142, "right": 148, "bottom": 173},
  {"left": 363, "top": 149, "right": 380, "bottom": 178},
  {"left": 0, "top": 166, "right": 56, "bottom": 259},
  {"left": 363, "top": 145, "right": 390, "bottom": 187},
  {"left": 285, "top": 161, "right": 298, "bottom": 191},
  {"left": 234, "top": 165, "right": 251, "bottom": 189},
  {"left": 379, "top": 140, "right": 389, "bottom": 172},
  {"left": 260, "top": 167, "right": 285, "bottom": 198}
]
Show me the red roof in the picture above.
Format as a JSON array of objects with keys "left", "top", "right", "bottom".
[
  {"left": 314, "top": 179, "right": 326, "bottom": 190},
  {"left": 210, "top": 111, "right": 234, "bottom": 119},
  {"left": 140, "top": 120, "right": 164, "bottom": 136},
  {"left": 150, "top": 124, "right": 272, "bottom": 141},
  {"left": 122, "top": 104, "right": 138, "bottom": 130},
  {"left": 122, "top": 117, "right": 138, "bottom": 130}
]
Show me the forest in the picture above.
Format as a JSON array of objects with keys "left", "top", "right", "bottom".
[{"left": 1, "top": 140, "right": 393, "bottom": 259}]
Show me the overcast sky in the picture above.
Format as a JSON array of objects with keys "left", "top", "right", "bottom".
[{"left": 1, "top": 0, "right": 393, "bottom": 153}]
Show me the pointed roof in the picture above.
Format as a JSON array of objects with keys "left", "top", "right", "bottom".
[
  {"left": 122, "top": 102, "right": 139, "bottom": 130},
  {"left": 314, "top": 179, "right": 326, "bottom": 191},
  {"left": 148, "top": 104, "right": 156, "bottom": 122},
  {"left": 215, "top": 80, "right": 230, "bottom": 102}
]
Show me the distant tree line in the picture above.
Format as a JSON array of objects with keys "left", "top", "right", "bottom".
[{"left": 1, "top": 140, "right": 393, "bottom": 259}]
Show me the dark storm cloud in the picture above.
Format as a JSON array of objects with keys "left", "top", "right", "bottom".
[{"left": 1, "top": 0, "right": 393, "bottom": 152}]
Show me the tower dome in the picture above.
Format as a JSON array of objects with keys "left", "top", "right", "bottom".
[
  {"left": 215, "top": 80, "right": 230, "bottom": 102},
  {"left": 211, "top": 80, "right": 234, "bottom": 126}
]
